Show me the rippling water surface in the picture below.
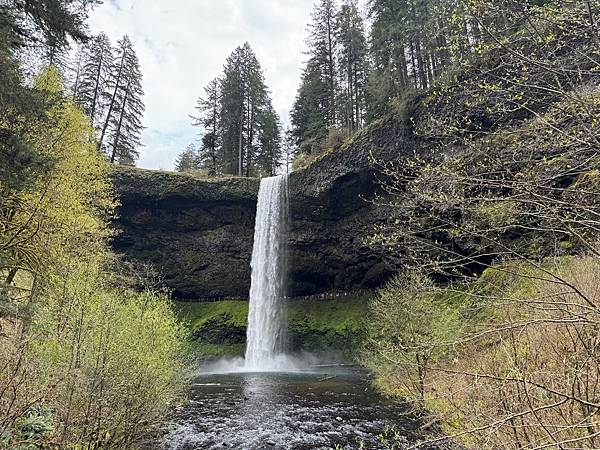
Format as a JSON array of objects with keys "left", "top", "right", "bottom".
[{"left": 161, "top": 367, "right": 431, "bottom": 450}]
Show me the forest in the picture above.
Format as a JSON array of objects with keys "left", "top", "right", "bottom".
[{"left": 1, "top": 0, "right": 600, "bottom": 449}]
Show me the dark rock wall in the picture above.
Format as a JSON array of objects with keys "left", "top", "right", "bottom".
[
  {"left": 287, "top": 115, "right": 413, "bottom": 296},
  {"left": 111, "top": 116, "right": 414, "bottom": 299},
  {"left": 111, "top": 169, "right": 259, "bottom": 299}
]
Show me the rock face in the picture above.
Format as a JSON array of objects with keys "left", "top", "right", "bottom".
[
  {"left": 111, "top": 169, "right": 259, "bottom": 299},
  {"left": 111, "top": 115, "right": 414, "bottom": 299},
  {"left": 287, "top": 115, "right": 413, "bottom": 296}
]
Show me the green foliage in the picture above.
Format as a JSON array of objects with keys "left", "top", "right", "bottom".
[
  {"left": 288, "top": 294, "right": 369, "bottom": 354},
  {"left": 291, "top": 0, "right": 369, "bottom": 155},
  {"left": 74, "top": 32, "right": 114, "bottom": 130},
  {"left": 175, "top": 144, "right": 202, "bottom": 172},
  {"left": 192, "top": 77, "right": 221, "bottom": 175},
  {"left": 193, "top": 43, "right": 282, "bottom": 177},
  {"left": 373, "top": 63, "right": 600, "bottom": 278},
  {"left": 174, "top": 293, "right": 372, "bottom": 358},
  {"left": 366, "top": 256, "right": 600, "bottom": 449},
  {"left": 176, "top": 300, "right": 249, "bottom": 332},
  {"left": 1, "top": 66, "right": 114, "bottom": 287},
  {"left": 25, "top": 286, "right": 190, "bottom": 447},
  {"left": 0, "top": 404, "right": 54, "bottom": 450},
  {"left": 0, "top": 67, "right": 189, "bottom": 449},
  {"left": 99, "top": 35, "right": 145, "bottom": 165},
  {"left": 364, "top": 271, "right": 469, "bottom": 401}
]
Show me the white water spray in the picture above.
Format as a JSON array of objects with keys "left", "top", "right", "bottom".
[{"left": 244, "top": 174, "right": 289, "bottom": 370}]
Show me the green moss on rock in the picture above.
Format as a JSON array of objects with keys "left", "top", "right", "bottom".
[
  {"left": 173, "top": 293, "right": 372, "bottom": 358},
  {"left": 112, "top": 166, "right": 260, "bottom": 202}
]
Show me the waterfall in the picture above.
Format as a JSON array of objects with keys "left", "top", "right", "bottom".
[{"left": 245, "top": 174, "right": 289, "bottom": 370}]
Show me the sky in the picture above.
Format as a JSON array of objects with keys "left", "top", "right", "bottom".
[{"left": 87, "top": 0, "right": 364, "bottom": 170}]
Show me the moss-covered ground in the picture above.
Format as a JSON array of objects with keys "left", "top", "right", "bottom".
[
  {"left": 173, "top": 292, "right": 372, "bottom": 359},
  {"left": 112, "top": 165, "right": 260, "bottom": 202}
]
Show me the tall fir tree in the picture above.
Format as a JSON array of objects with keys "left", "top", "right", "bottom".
[
  {"left": 74, "top": 33, "right": 114, "bottom": 130},
  {"left": 192, "top": 77, "right": 222, "bottom": 175},
  {"left": 175, "top": 144, "right": 201, "bottom": 172},
  {"left": 100, "top": 36, "right": 145, "bottom": 165},
  {"left": 219, "top": 42, "right": 281, "bottom": 177},
  {"left": 291, "top": 0, "right": 341, "bottom": 153},
  {"left": 335, "top": 0, "right": 368, "bottom": 132},
  {"left": 365, "top": 0, "right": 465, "bottom": 121},
  {"left": 256, "top": 106, "right": 283, "bottom": 176},
  {"left": 290, "top": 59, "right": 330, "bottom": 153},
  {"left": 309, "top": 0, "right": 338, "bottom": 128},
  {"left": 282, "top": 127, "right": 297, "bottom": 174},
  {"left": 220, "top": 44, "right": 247, "bottom": 175}
]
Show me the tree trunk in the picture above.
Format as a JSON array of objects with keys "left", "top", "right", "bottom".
[
  {"left": 396, "top": 45, "right": 409, "bottom": 92},
  {"left": 110, "top": 76, "right": 131, "bottom": 164},
  {"left": 414, "top": 40, "right": 427, "bottom": 89},
  {"left": 99, "top": 51, "right": 126, "bottom": 151},
  {"left": 72, "top": 52, "right": 82, "bottom": 101},
  {"left": 5, "top": 268, "right": 18, "bottom": 285},
  {"left": 327, "top": 13, "right": 336, "bottom": 127},
  {"left": 246, "top": 100, "right": 254, "bottom": 178},
  {"left": 90, "top": 47, "right": 105, "bottom": 125},
  {"left": 409, "top": 42, "right": 419, "bottom": 90},
  {"left": 212, "top": 101, "right": 218, "bottom": 174},
  {"left": 238, "top": 103, "right": 244, "bottom": 177}
]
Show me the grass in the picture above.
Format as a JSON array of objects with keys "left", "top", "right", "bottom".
[
  {"left": 173, "top": 292, "right": 372, "bottom": 358},
  {"left": 112, "top": 165, "right": 260, "bottom": 202},
  {"left": 188, "top": 342, "right": 246, "bottom": 358},
  {"left": 175, "top": 300, "right": 248, "bottom": 330}
]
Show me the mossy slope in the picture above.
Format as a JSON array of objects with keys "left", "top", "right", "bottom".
[{"left": 174, "top": 293, "right": 371, "bottom": 358}]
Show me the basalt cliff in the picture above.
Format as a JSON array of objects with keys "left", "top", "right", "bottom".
[{"left": 111, "top": 114, "right": 411, "bottom": 299}]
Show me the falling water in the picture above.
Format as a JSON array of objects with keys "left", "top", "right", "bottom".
[{"left": 245, "top": 174, "right": 289, "bottom": 371}]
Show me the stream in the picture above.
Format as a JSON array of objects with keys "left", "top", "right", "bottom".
[{"left": 160, "top": 366, "right": 438, "bottom": 450}]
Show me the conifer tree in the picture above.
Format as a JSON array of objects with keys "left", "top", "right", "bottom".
[
  {"left": 192, "top": 78, "right": 222, "bottom": 175},
  {"left": 290, "top": 60, "right": 330, "bottom": 153},
  {"left": 219, "top": 43, "right": 280, "bottom": 177},
  {"left": 75, "top": 33, "right": 114, "bottom": 130},
  {"left": 282, "top": 128, "right": 297, "bottom": 174},
  {"left": 0, "top": 0, "right": 96, "bottom": 194},
  {"left": 309, "top": 0, "right": 338, "bottom": 127},
  {"left": 100, "top": 36, "right": 145, "bottom": 165},
  {"left": 336, "top": 0, "right": 368, "bottom": 132},
  {"left": 256, "top": 106, "right": 283, "bottom": 176},
  {"left": 291, "top": 0, "right": 341, "bottom": 153},
  {"left": 220, "top": 45, "right": 247, "bottom": 175},
  {"left": 175, "top": 144, "right": 201, "bottom": 172}
]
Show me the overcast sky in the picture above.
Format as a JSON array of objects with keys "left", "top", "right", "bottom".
[{"left": 87, "top": 0, "right": 366, "bottom": 170}]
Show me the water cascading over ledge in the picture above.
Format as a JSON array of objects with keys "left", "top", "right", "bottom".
[{"left": 245, "top": 174, "right": 289, "bottom": 370}]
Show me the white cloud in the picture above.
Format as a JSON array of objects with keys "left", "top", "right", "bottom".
[{"left": 87, "top": 0, "right": 325, "bottom": 170}]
